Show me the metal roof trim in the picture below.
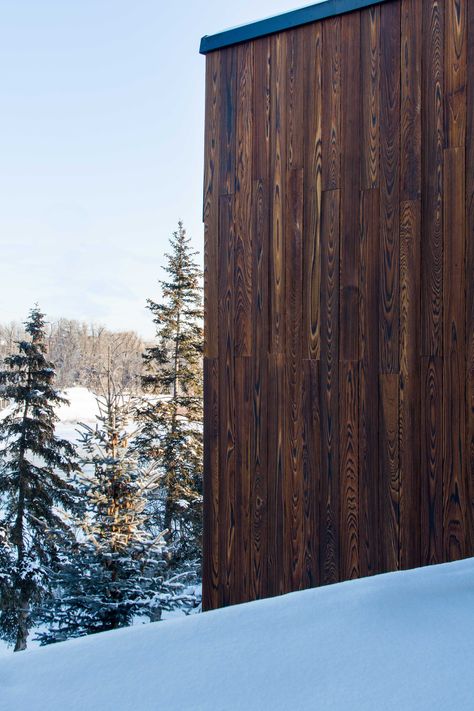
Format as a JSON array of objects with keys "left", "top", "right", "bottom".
[{"left": 200, "top": 0, "right": 390, "bottom": 54}]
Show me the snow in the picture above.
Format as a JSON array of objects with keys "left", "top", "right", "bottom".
[
  {"left": 1, "top": 558, "right": 473, "bottom": 711},
  {"left": 54, "top": 386, "right": 100, "bottom": 441},
  {"left": 55, "top": 387, "right": 99, "bottom": 425},
  {"left": 0, "top": 386, "right": 99, "bottom": 439}
]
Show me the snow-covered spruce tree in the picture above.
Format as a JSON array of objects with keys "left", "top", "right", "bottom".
[
  {"left": 0, "top": 306, "right": 79, "bottom": 651},
  {"left": 38, "top": 364, "right": 198, "bottom": 644},
  {"left": 135, "top": 222, "right": 203, "bottom": 566}
]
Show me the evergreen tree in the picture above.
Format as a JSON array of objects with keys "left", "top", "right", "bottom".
[
  {"left": 0, "top": 306, "right": 79, "bottom": 651},
  {"left": 136, "top": 222, "right": 203, "bottom": 565},
  {"left": 39, "top": 365, "right": 198, "bottom": 644},
  {"left": 0, "top": 525, "right": 13, "bottom": 616}
]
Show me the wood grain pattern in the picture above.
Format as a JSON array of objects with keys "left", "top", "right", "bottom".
[
  {"left": 466, "top": 0, "right": 474, "bottom": 556},
  {"left": 338, "top": 9, "right": 360, "bottom": 585},
  {"left": 218, "top": 48, "right": 236, "bottom": 196},
  {"left": 322, "top": 18, "right": 341, "bottom": 191},
  {"left": 284, "top": 168, "right": 304, "bottom": 591},
  {"left": 399, "top": 200, "right": 421, "bottom": 569},
  {"left": 267, "top": 354, "right": 285, "bottom": 597},
  {"left": 421, "top": 356, "right": 443, "bottom": 565},
  {"left": 250, "top": 178, "right": 269, "bottom": 600},
  {"left": 234, "top": 356, "right": 251, "bottom": 603},
  {"left": 303, "top": 23, "right": 322, "bottom": 360},
  {"left": 270, "top": 33, "right": 287, "bottom": 355},
  {"left": 302, "top": 359, "right": 321, "bottom": 587},
  {"left": 443, "top": 147, "right": 466, "bottom": 560},
  {"left": 203, "top": 52, "right": 220, "bottom": 358},
  {"left": 360, "top": 6, "right": 380, "bottom": 190},
  {"left": 320, "top": 188, "right": 340, "bottom": 584},
  {"left": 202, "top": 1, "right": 474, "bottom": 608},
  {"left": 252, "top": 37, "right": 271, "bottom": 181},
  {"left": 359, "top": 189, "right": 381, "bottom": 576},
  {"left": 379, "top": 373, "right": 400, "bottom": 570},
  {"left": 340, "top": 10, "right": 360, "bottom": 363},
  {"left": 400, "top": 0, "right": 421, "bottom": 200},
  {"left": 445, "top": 0, "right": 467, "bottom": 148},
  {"left": 340, "top": 361, "right": 359, "bottom": 580},
  {"left": 286, "top": 29, "right": 304, "bottom": 170},
  {"left": 234, "top": 43, "right": 253, "bottom": 357},
  {"left": 217, "top": 194, "right": 235, "bottom": 607},
  {"left": 202, "top": 357, "right": 219, "bottom": 610},
  {"left": 421, "top": 0, "right": 444, "bottom": 356},
  {"left": 379, "top": 0, "right": 400, "bottom": 374}
]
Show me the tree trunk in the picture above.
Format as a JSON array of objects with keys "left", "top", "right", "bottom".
[
  {"left": 164, "top": 312, "right": 181, "bottom": 541},
  {"left": 164, "top": 497, "right": 173, "bottom": 539},
  {"left": 13, "top": 373, "right": 31, "bottom": 652},
  {"left": 13, "top": 591, "right": 29, "bottom": 652}
]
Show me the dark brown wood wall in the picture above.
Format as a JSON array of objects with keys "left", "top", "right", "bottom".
[{"left": 202, "top": 0, "right": 474, "bottom": 610}]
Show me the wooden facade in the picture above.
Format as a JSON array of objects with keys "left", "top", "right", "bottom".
[{"left": 201, "top": 0, "right": 474, "bottom": 610}]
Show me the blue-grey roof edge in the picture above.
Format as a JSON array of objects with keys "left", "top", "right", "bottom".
[{"left": 200, "top": 0, "right": 390, "bottom": 54}]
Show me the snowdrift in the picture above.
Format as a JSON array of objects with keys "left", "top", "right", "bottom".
[{"left": 1, "top": 558, "right": 473, "bottom": 710}]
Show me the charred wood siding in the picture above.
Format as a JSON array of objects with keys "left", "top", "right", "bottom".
[{"left": 202, "top": 0, "right": 474, "bottom": 610}]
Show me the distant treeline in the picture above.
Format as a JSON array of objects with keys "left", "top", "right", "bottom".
[{"left": 0, "top": 319, "right": 146, "bottom": 392}]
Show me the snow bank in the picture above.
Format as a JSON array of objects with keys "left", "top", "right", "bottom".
[
  {"left": 54, "top": 387, "right": 99, "bottom": 442},
  {"left": 55, "top": 387, "right": 99, "bottom": 425},
  {"left": 1, "top": 558, "right": 473, "bottom": 711},
  {"left": 0, "top": 386, "right": 99, "bottom": 440}
]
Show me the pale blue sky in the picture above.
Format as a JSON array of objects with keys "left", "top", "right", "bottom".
[{"left": 0, "top": 0, "right": 312, "bottom": 338}]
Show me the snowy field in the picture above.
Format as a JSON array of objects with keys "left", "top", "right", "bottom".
[
  {"left": 1, "top": 558, "right": 473, "bottom": 711},
  {"left": 0, "top": 386, "right": 99, "bottom": 440}
]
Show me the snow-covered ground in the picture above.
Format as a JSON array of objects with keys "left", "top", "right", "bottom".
[
  {"left": 0, "top": 386, "right": 99, "bottom": 441},
  {"left": 1, "top": 558, "right": 473, "bottom": 711},
  {"left": 54, "top": 386, "right": 100, "bottom": 441}
]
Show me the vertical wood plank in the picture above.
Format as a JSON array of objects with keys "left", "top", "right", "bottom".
[
  {"left": 379, "top": 373, "right": 400, "bottom": 570},
  {"left": 360, "top": 6, "right": 380, "bottom": 190},
  {"left": 250, "top": 178, "right": 269, "bottom": 600},
  {"left": 379, "top": 0, "right": 401, "bottom": 373},
  {"left": 339, "top": 9, "right": 360, "bottom": 583},
  {"left": 252, "top": 37, "right": 271, "bottom": 182},
  {"left": 443, "top": 147, "right": 466, "bottom": 560},
  {"left": 234, "top": 43, "right": 253, "bottom": 356},
  {"left": 340, "top": 361, "right": 359, "bottom": 580},
  {"left": 251, "top": 32, "right": 271, "bottom": 602},
  {"left": 286, "top": 29, "right": 304, "bottom": 170},
  {"left": 466, "top": 0, "right": 474, "bottom": 557},
  {"left": 421, "top": 356, "right": 443, "bottom": 565},
  {"left": 359, "top": 188, "right": 381, "bottom": 576},
  {"left": 203, "top": 53, "right": 220, "bottom": 358},
  {"left": 320, "top": 188, "right": 340, "bottom": 584},
  {"left": 218, "top": 195, "right": 235, "bottom": 606},
  {"left": 400, "top": 0, "right": 422, "bottom": 200},
  {"left": 422, "top": 0, "right": 444, "bottom": 356},
  {"left": 234, "top": 356, "right": 252, "bottom": 603},
  {"left": 202, "top": 357, "right": 219, "bottom": 610},
  {"left": 399, "top": 200, "right": 421, "bottom": 569},
  {"left": 218, "top": 48, "right": 237, "bottom": 196},
  {"left": 445, "top": 0, "right": 467, "bottom": 148},
  {"left": 322, "top": 18, "right": 341, "bottom": 191},
  {"left": 284, "top": 168, "right": 304, "bottom": 592},
  {"left": 303, "top": 23, "right": 322, "bottom": 360},
  {"left": 267, "top": 354, "right": 285, "bottom": 597},
  {"left": 270, "top": 33, "right": 287, "bottom": 354},
  {"left": 251, "top": 38, "right": 271, "bottom": 594},
  {"left": 302, "top": 359, "right": 321, "bottom": 588},
  {"left": 340, "top": 10, "right": 361, "bottom": 363}
]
